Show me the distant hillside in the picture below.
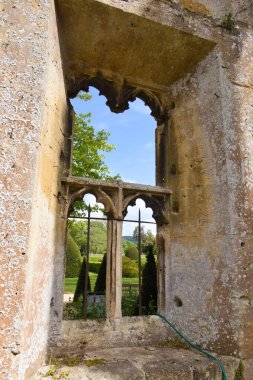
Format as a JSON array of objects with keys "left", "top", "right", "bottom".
[{"left": 123, "top": 236, "right": 137, "bottom": 243}]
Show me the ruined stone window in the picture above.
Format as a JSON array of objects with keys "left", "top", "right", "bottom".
[{"left": 62, "top": 76, "right": 170, "bottom": 322}]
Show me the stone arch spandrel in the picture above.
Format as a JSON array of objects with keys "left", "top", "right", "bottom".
[
  {"left": 123, "top": 193, "right": 169, "bottom": 226},
  {"left": 69, "top": 187, "right": 117, "bottom": 219},
  {"left": 68, "top": 70, "right": 172, "bottom": 125}
]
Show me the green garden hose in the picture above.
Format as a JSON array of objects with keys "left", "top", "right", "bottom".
[{"left": 154, "top": 313, "right": 228, "bottom": 380}]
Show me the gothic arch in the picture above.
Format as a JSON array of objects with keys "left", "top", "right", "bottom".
[
  {"left": 68, "top": 70, "right": 171, "bottom": 125},
  {"left": 123, "top": 193, "right": 169, "bottom": 226},
  {"left": 68, "top": 186, "right": 117, "bottom": 219}
]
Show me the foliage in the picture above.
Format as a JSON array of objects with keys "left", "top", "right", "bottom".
[
  {"left": 65, "top": 234, "right": 82, "bottom": 278},
  {"left": 125, "top": 246, "right": 139, "bottom": 261},
  {"left": 43, "top": 366, "right": 57, "bottom": 377},
  {"left": 122, "top": 256, "right": 138, "bottom": 278},
  {"left": 87, "top": 297, "right": 105, "bottom": 318},
  {"left": 122, "top": 239, "right": 136, "bottom": 254},
  {"left": 73, "top": 257, "right": 91, "bottom": 301},
  {"left": 234, "top": 360, "right": 244, "bottom": 380},
  {"left": 132, "top": 226, "right": 157, "bottom": 255},
  {"left": 122, "top": 290, "right": 138, "bottom": 316},
  {"left": 89, "top": 221, "right": 107, "bottom": 254},
  {"left": 221, "top": 12, "right": 235, "bottom": 31},
  {"left": 141, "top": 244, "right": 157, "bottom": 314},
  {"left": 72, "top": 93, "right": 116, "bottom": 179},
  {"left": 88, "top": 262, "right": 100, "bottom": 274},
  {"left": 71, "top": 92, "right": 120, "bottom": 216},
  {"left": 63, "top": 297, "right": 105, "bottom": 319},
  {"left": 67, "top": 220, "right": 87, "bottom": 254},
  {"left": 68, "top": 220, "right": 107, "bottom": 255},
  {"left": 94, "top": 253, "right": 107, "bottom": 292},
  {"left": 63, "top": 300, "right": 84, "bottom": 320}
]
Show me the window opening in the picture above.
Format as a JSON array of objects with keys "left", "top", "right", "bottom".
[
  {"left": 63, "top": 193, "right": 107, "bottom": 320},
  {"left": 63, "top": 78, "right": 171, "bottom": 322},
  {"left": 70, "top": 87, "right": 156, "bottom": 185},
  {"left": 122, "top": 199, "right": 157, "bottom": 316}
]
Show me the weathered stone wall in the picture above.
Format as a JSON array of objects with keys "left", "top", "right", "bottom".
[
  {"left": 0, "top": 1, "right": 68, "bottom": 379},
  {"left": 166, "top": 23, "right": 253, "bottom": 360},
  {"left": 1, "top": 0, "right": 252, "bottom": 379}
]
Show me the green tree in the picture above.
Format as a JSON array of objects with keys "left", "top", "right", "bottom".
[
  {"left": 122, "top": 256, "right": 138, "bottom": 278},
  {"left": 90, "top": 221, "right": 107, "bottom": 254},
  {"left": 68, "top": 220, "right": 87, "bottom": 255},
  {"left": 141, "top": 244, "right": 157, "bottom": 314},
  {"left": 125, "top": 246, "right": 139, "bottom": 261},
  {"left": 122, "top": 239, "right": 136, "bottom": 254},
  {"left": 132, "top": 226, "right": 157, "bottom": 255},
  {"left": 72, "top": 93, "right": 116, "bottom": 179},
  {"left": 73, "top": 257, "right": 91, "bottom": 301},
  {"left": 94, "top": 253, "right": 107, "bottom": 292},
  {"left": 65, "top": 234, "right": 82, "bottom": 278},
  {"left": 71, "top": 93, "right": 120, "bottom": 217},
  {"left": 68, "top": 220, "right": 107, "bottom": 255}
]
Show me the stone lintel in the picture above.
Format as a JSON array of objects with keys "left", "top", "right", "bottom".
[{"left": 62, "top": 176, "right": 172, "bottom": 196}]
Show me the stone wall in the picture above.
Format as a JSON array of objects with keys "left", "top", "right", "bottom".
[
  {"left": 0, "top": 1, "right": 68, "bottom": 379},
  {"left": 0, "top": 0, "right": 252, "bottom": 379}
]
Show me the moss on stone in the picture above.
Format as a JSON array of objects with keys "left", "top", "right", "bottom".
[
  {"left": 84, "top": 358, "right": 106, "bottom": 367},
  {"left": 234, "top": 360, "right": 244, "bottom": 380},
  {"left": 159, "top": 339, "right": 190, "bottom": 350},
  {"left": 180, "top": 0, "right": 211, "bottom": 16}
]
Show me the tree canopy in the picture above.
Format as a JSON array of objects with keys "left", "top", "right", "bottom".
[
  {"left": 71, "top": 92, "right": 119, "bottom": 216},
  {"left": 132, "top": 226, "right": 156, "bottom": 254},
  {"left": 68, "top": 219, "right": 107, "bottom": 255}
]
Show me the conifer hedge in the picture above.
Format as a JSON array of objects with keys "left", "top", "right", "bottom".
[
  {"left": 141, "top": 244, "right": 157, "bottom": 313},
  {"left": 65, "top": 233, "right": 82, "bottom": 278},
  {"left": 73, "top": 256, "right": 91, "bottom": 301},
  {"left": 94, "top": 253, "right": 107, "bottom": 292}
]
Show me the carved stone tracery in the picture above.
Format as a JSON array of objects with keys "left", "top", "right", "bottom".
[
  {"left": 63, "top": 177, "right": 171, "bottom": 225},
  {"left": 68, "top": 70, "right": 171, "bottom": 125}
]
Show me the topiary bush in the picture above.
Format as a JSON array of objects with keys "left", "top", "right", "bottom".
[
  {"left": 73, "top": 257, "right": 91, "bottom": 301},
  {"left": 141, "top": 244, "right": 157, "bottom": 314},
  {"left": 89, "top": 262, "right": 100, "bottom": 274},
  {"left": 125, "top": 246, "right": 139, "bottom": 261},
  {"left": 65, "top": 233, "right": 82, "bottom": 278},
  {"left": 122, "top": 256, "right": 138, "bottom": 278},
  {"left": 94, "top": 253, "right": 107, "bottom": 292}
]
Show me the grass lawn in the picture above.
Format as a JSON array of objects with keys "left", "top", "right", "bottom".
[
  {"left": 65, "top": 274, "right": 138, "bottom": 293},
  {"left": 122, "top": 277, "right": 138, "bottom": 285},
  {"left": 65, "top": 272, "right": 98, "bottom": 293}
]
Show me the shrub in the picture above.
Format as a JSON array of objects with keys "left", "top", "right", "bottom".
[
  {"left": 89, "top": 262, "right": 100, "bottom": 273},
  {"left": 141, "top": 244, "right": 157, "bottom": 314},
  {"left": 94, "top": 253, "right": 107, "bottom": 292},
  {"left": 73, "top": 257, "right": 91, "bottom": 301},
  {"left": 125, "top": 246, "right": 139, "bottom": 261},
  {"left": 65, "top": 234, "right": 82, "bottom": 278},
  {"left": 122, "top": 256, "right": 138, "bottom": 278}
]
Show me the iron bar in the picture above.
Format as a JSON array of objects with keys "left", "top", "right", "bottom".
[
  {"left": 138, "top": 208, "right": 142, "bottom": 315},
  {"left": 69, "top": 215, "right": 156, "bottom": 224},
  {"left": 83, "top": 204, "right": 91, "bottom": 319}
]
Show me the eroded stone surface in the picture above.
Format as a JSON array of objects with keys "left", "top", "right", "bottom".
[
  {"left": 33, "top": 346, "right": 239, "bottom": 380},
  {"left": 1, "top": 0, "right": 253, "bottom": 379}
]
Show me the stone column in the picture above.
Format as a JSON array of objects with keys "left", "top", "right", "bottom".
[
  {"left": 106, "top": 185, "right": 123, "bottom": 326},
  {"left": 157, "top": 224, "right": 171, "bottom": 315},
  {"left": 106, "top": 219, "right": 123, "bottom": 325}
]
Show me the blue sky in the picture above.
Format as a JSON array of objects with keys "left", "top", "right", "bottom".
[{"left": 71, "top": 87, "right": 156, "bottom": 235}]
